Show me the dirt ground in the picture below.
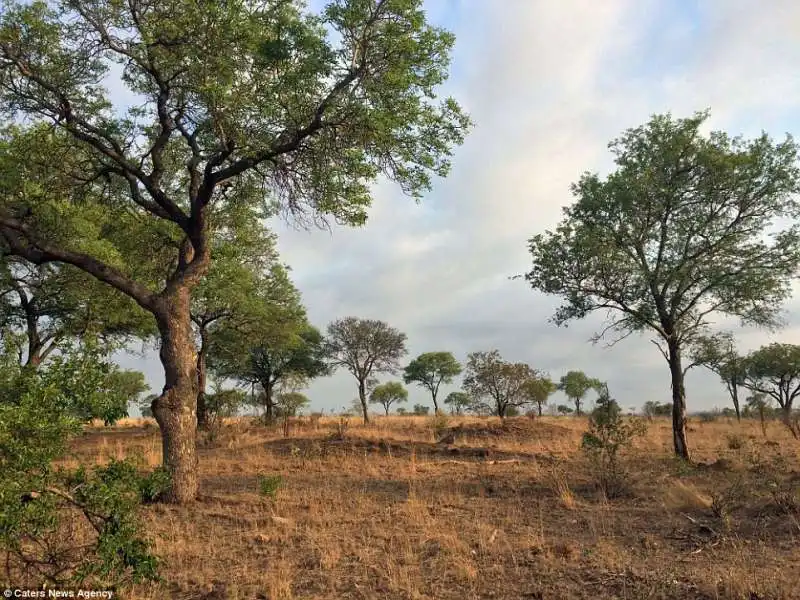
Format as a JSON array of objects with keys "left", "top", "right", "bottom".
[{"left": 65, "top": 415, "right": 800, "bottom": 599}]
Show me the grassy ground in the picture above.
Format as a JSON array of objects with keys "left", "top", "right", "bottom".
[{"left": 67, "top": 415, "right": 800, "bottom": 599}]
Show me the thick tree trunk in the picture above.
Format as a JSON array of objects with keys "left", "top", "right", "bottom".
[
  {"left": 667, "top": 340, "right": 690, "bottom": 460},
  {"left": 538, "top": 402, "right": 543, "bottom": 417},
  {"left": 497, "top": 401, "right": 506, "bottom": 419},
  {"left": 262, "top": 380, "right": 275, "bottom": 424},
  {"left": 196, "top": 328, "right": 209, "bottom": 430},
  {"left": 431, "top": 390, "right": 439, "bottom": 415},
  {"left": 151, "top": 288, "right": 199, "bottom": 504},
  {"left": 782, "top": 405, "right": 799, "bottom": 439},
  {"left": 574, "top": 398, "right": 582, "bottom": 415},
  {"left": 384, "top": 404, "right": 390, "bottom": 416},
  {"left": 358, "top": 379, "right": 369, "bottom": 424},
  {"left": 731, "top": 380, "right": 741, "bottom": 422}
]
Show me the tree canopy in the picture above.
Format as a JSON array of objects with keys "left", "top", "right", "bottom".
[
  {"left": 688, "top": 331, "right": 746, "bottom": 420},
  {"left": 741, "top": 343, "right": 800, "bottom": 437},
  {"left": 557, "top": 370, "right": 601, "bottom": 416},
  {"left": 443, "top": 391, "right": 472, "bottom": 415},
  {"left": 462, "top": 350, "right": 535, "bottom": 418},
  {"left": 523, "top": 111, "right": 800, "bottom": 459},
  {"left": 403, "top": 351, "right": 461, "bottom": 414},
  {"left": 369, "top": 381, "right": 408, "bottom": 415},
  {"left": 326, "top": 317, "right": 407, "bottom": 423}
]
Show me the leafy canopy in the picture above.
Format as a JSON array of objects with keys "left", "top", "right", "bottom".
[
  {"left": 403, "top": 351, "right": 462, "bottom": 397},
  {"left": 369, "top": 380, "right": 408, "bottom": 413},
  {"left": 524, "top": 111, "right": 800, "bottom": 350},
  {"left": 326, "top": 317, "right": 408, "bottom": 383},
  {"left": 462, "top": 350, "right": 536, "bottom": 417}
]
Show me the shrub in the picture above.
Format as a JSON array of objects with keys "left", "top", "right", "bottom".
[
  {"left": 0, "top": 347, "right": 160, "bottom": 588},
  {"left": 258, "top": 475, "right": 283, "bottom": 501},
  {"left": 412, "top": 403, "right": 430, "bottom": 416},
  {"left": 581, "top": 384, "right": 646, "bottom": 498},
  {"left": 726, "top": 433, "right": 747, "bottom": 451},
  {"left": 431, "top": 412, "right": 450, "bottom": 441}
]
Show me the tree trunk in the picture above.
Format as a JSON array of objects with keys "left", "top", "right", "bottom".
[
  {"left": 196, "top": 327, "right": 209, "bottom": 430},
  {"left": 538, "top": 402, "right": 543, "bottom": 417},
  {"left": 782, "top": 405, "right": 799, "bottom": 439},
  {"left": 358, "top": 379, "right": 369, "bottom": 424},
  {"left": 497, "top": 401, "right": 506, "bottom": 419},
  {"left": 262, "top": 380, "right": 275, "bottom": 424},
  {"left": 667, "top": 339, "right": 690, "bottom": 460},
  {"left": 731, "top": 380, "right": 741, "bottom": 422},
  {"left": 574, "top": 397, "right": 582, "bottom": 416},
  {"left": 151, "top": 288, "right": 199, "bottom": 504},
  {"left": 384, "top": 404, "right": 390, "bottom": 416},
  {"left": 431, "top": 390, "right": 439, "bottom": 415}
]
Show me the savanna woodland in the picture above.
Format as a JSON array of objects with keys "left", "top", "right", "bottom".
[{"left": 1, "top": 2, "right": 799, "bottom": 599}]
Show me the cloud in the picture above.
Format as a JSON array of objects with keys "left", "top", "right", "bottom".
[{"left": 122, "top": 0, "right": 800, "bottom": 416}]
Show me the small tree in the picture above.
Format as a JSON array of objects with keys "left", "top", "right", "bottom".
[
  {"left": 444, "top": 391, "right": 472, "bottom": 415},
  {"left": 275, "top": 391, "right": 310, "bottom": 418},
  {"left": 403, "top": 352, "right": 462, "bottom": 414},
  {"left": 463, "top": 350, "right": 535, "bottom": 418},
  {"left": 745, "top": 392, "right": 772, "bottom": 437},
  {"left": 581, "top": 384, "right": 647, "bottom": 498},
  {"left": 642, "top": 400, "right": 672, "bottom": 419},
  {"left": 556, "top": 404, "right": 574, "bottom": 415},
  {"left": 558, "top": 371, "right": 602, "bottom": 416},
  {"left": 412, "top": 403, "right": 430, "bottom": 416},
  {"left": 369, "top": 381, "right": 408, "bottom": 415},
  {"left": 523, "top": 112, "right": 800, "bottom": 460},
  {"left": 326, "top": 317, "right": 407, "bottom": 424},
  {"left": 521, "top": 375, "right": 557, "bottom": 416},
  {"left": 742, "top": 343, "right": 800, "bottom": 437},
  {"left": 689, "top": 332, "right": 746, "bottom": 421}
]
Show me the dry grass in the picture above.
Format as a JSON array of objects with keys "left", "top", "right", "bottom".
[{"left": 57, "top": 416, "right": 800, "bottom": 598}]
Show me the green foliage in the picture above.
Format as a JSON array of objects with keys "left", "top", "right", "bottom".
[
  {"left": 403, "top": 352, "right": 462, "bottom": 412},
  {"left": 521, "top": 375, "right": 557, "bottom": 416},
  {"left": 369, "top": 381, "right": 408, "bottom": 415},
  {"left": 556, "top": 404, "right": 574, "bottom": 415},
  {"left": 412, "top": 404, "right": 430, "bottom": 416},
  {"left": 689, "top": 332, "right": 746, "bottom": 418},
  {"left": 258, "top": 475, "right": 283, "bottom": 501},
  {"left": 581, "top": 384, "right": 647, "bottom": 498},
  {"left": 443, "top": 391, "right": 472, "bottom": 415},
  {"left": 276, "top": 391, "right": 310, "bottom": 417},
  {"left": 0, "top": 347, "right": 160, "bottom": 587},
  {"left": 523, "top": 111, "right": 800, "bottom": 457},
  {"left": 463, "top": 350, "right": 536, "bottom": 418},
  {"left": 742, "top": 343, "right": 800, "bottom": 436},
  {"left": 557, "top": 371, "right": 601, "bottom": 415}
]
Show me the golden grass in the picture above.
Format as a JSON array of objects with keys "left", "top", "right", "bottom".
[{"left": 34, "top": 416, "right": 800, "bottom": 598}]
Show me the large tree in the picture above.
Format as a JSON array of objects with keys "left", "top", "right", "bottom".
[
  {"left": 462, "top": 350, "right": 535, "bottom": 418},
  {"left": 402, "top": 351, "right": 461, "bottom": 414},
  {"left": 522, "top": 111, "right": 800, "bottom": 460},
  {"left": 557, "top": 370, "right": 601, "bottom": 416},
  {"left": 688, "top": 331, "right": 746, "bottom": 421},
  {"left": 741, "top": 343, "right": 800, "bottom": 437},
  {"left": 0, "top": 0, "right": 469, "bottom": 502},
  {"left": 325, "top": 317, "right": 407, "bottom": 423}
]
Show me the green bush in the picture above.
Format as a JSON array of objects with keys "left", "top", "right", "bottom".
[
  {"left": 0, "top": 346, "right": 161, "bottom": 588},
  {"left": 581, "top": 384, "right": 646, "bottom": 498},
  {"left": 258, "top": 474, "right": 283, "bottom": 501}
]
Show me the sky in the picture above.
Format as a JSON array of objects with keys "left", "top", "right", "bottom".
[{"left": 120, "top": 0, "right": 800, "bottom": 415}]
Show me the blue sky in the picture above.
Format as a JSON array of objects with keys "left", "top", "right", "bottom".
[{"left": 119, "top": 0, "right": 800, "bottom": 415}]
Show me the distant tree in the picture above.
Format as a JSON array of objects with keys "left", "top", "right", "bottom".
[
  {"left": 642, "top": 400, "right": 672, "bottom": 419},
  {"left": 403, "top": 352, "right": 462, "bottom": 414},
  {"left": 412, "top": 403, "right": 430, "bottom": 416},
  {"left": 276, "top": 391, "right": 310, "bottom": 418},
  {"left": 211, "top": 322, "right": 328, "bottom": 423},
  {"left": 741, "top": 343, "right": 800, "bottom": 437},
  {"left": 326, "top": 317, "right": 408, "bottom": 424},
  {"left": 521, "top": 375, "right": 557, "bottom": 416},
  {"left": 203, "top": 386, "right": 247, "bottom": 431},
  {"left": 104, "top": 369, "right": 150, "bottom": 416},
  {"left": 444, "top": 391, "right": 472, "bottom": 415},
  {"left": 369, "top": 381, "right": 408, "bottom": 415},
  {"left": 745, "top": 392, "right": 772, "bottom": 437},
  {"left": 557, "top": 371, "right": 601, "bottom": 416},
  {"left": 397, "top": 407, "right": 408, "bottom": 416},
  {"left": 556, "top": 404, "right": 574, "bottom": 415},
  {"left": 688, "top": 332, "right": 746, "bottom": 421},
  {"left": 523, "top": 112, "right": 800, "bottom": 459},
  {"left": 463, "top": 350, "right": 535, "bottom": 418}
]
